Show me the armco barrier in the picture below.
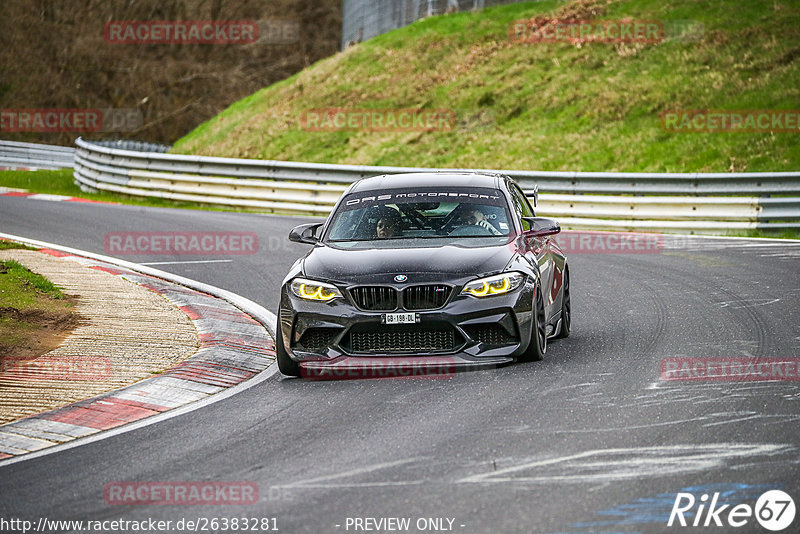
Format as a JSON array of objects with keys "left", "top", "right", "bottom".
[
  {"left": 0, "top": 140, "right": 75, "bottom": 170},
  {"left": 43, "top": 137, "right": 799, "bottom": 233}
]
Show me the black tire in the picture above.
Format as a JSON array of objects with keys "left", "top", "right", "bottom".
[
  {"left": 520, "top": 284, "right": 547, "bottom": 362},
  {"left": 555, "top": 268, "right": 571, "bottom": 339},
  {"left": 275, "top": 317, "right": 301, "bottom": 377}
]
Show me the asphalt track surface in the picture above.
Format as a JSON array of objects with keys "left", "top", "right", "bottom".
[{"left": 1, "top": 196, "right": 800, "bottom": 534}]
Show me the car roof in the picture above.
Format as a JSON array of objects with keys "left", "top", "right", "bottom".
[{"left": 348, "top": 172, "right": 505, "bottom": 193}]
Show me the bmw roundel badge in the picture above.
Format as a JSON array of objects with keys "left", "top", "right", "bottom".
[{"left": 394, "top": 274, "right": 408, "bottom": 282}]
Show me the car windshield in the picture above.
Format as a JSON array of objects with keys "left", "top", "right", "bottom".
[{"left": 325, "top": 187, "right": 513, "bottom": 242}]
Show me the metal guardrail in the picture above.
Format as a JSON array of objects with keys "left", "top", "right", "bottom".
[
  {"left": 67, "top": 137, "right": 799, "bottom": 233},
  {"left": 342, "top": 0, "right": 513, "bottom": 48},
  {"left": 0, "top": 140, "right": 75, "bottom": 170},
  {"left": 89, "top": 139, "right": 171, "bottom": 153}
]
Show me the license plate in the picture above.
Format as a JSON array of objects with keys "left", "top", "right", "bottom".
[{"left": 382, "top": 312, "right": 418, "bottom": 325}]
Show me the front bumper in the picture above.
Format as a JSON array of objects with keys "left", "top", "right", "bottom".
[{"left": 278, "top": 277, "right": 536, "bottom": 371}]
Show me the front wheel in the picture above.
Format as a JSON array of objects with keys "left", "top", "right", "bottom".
[
  {"left": 520, "top": 285, "right": 547, "bottom": 362},
  {"left": 275, "top": 315, "right": 301, "bottom": 377}
]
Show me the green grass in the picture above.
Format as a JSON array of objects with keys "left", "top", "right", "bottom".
[
  {"left": 1, "top": 260, "right": 64, "bottom": 301},
  {"left": 0, "top": 259, "right": 74, "bottom": 352},
  {"left": 0, "top": 240, "right": 38, "bottom": 251},
  {"left": 0, "top": 169, "right": 211, "bottom": 209},
  {"left": 172, "top": 0, "right": 800, "bottom": 172},
  {"left": 725, "top": 228, "right": 800, "bottom": 240}
]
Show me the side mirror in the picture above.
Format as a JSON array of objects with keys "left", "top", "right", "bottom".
[
  {"left": 289, "top": 222, "right": 323, "bottom": 244},
  {"left": 521, "top": 217, "right": 560, "bottom": 238}
]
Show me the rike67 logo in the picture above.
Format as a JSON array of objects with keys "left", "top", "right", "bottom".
[{"left": 668, "top": 489, "right": 795, "bottom": 531}]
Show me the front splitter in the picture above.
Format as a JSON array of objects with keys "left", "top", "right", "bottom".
[{"left": 299, "top": 355, "right": 514, "bottom": 380}]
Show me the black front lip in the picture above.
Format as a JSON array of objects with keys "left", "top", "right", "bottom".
[
  {"left": 299, "top": 354, "right": 513, "bottom": 380},
  {"left": 279, "top": 279, "right": 535, "bottom": 362}
]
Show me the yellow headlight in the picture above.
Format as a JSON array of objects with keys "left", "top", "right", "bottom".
[
  {"left": 462, "top": 273, "right": 523, "bottom": 298},
  {"left": 291, "top": 278, "right": 342, "bottom": 301},
  {"left": 468, "top": 282, "right": 490, "bottom": 297},
  {"left": 488, "top": 277, "right": 509, "bottom": 293}
]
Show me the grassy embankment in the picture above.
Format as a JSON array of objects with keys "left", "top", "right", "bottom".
[
  {"left": 173, "top": 0, "right": 800, "bottom": 172},
  {"left": 0, "top": 242, "right": 79, "bottom": 361}
]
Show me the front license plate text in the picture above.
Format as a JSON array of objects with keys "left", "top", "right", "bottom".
[{"left": 383, "top": 313, "right": 417, "bottom": 324}]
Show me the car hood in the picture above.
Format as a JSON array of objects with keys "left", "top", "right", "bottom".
[{"left": 302, "top": 241, "right": 513, "bottom": 285}]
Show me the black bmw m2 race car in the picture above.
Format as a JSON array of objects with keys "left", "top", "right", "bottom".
[{"left": 276, "top": 172, "right": 570, "bottom": 378}]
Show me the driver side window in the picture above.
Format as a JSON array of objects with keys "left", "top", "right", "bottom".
[{"left": 509, "top": 185, "right": 533, "bottom": 231}]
